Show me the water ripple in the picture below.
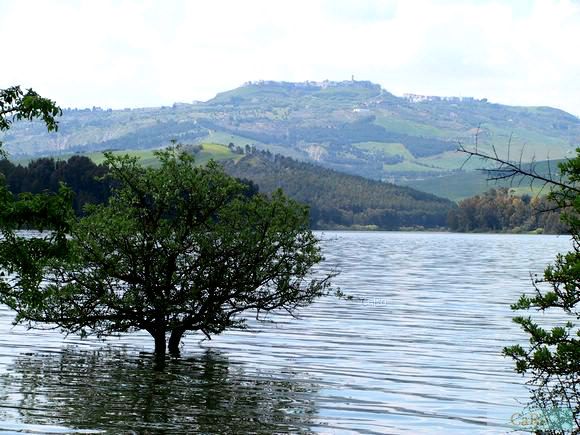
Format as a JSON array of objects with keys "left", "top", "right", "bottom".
[{"left": 0, "top": 231, "right": 571, "bottom": 434}]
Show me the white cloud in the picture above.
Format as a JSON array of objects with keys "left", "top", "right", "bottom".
[{"left": 1, "top": 0, "right": 579, "bottom": 115}]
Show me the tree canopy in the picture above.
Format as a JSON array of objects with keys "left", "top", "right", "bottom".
[
  {"left": 0, "top": 86, "right": 61, "bottom": 155},
  {"left": 447, "top": 187, "right": 566, "bottom": 234},
  {"left": 0, "top": 148, "right": 332, "bottom": 355},
  {"left": 0, "top": 156, "right": 110, "bottom": 215}
]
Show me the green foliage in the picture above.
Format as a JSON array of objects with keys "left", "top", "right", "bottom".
[
  {"left": 0, "top": 85, "right": 69, "bottom": 314},
  {"left": 0, "top": 184, "right": 74, "bottom": 326},
  {"left": 500, "top": 154, "right": 580, "bottom": 431},
  {"left": 0, "top": 86, "right": 61, "bottom": 155},
  {"left": 0, "top": 147, "right": 332, "bottom": 355},
  {"left": 0, "top": 156, "right": 110, "bottom": 214},
  {"left": 447, "top": 187, "right": 566, "bottom": 233}
]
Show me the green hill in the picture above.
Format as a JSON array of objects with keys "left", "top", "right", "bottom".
[
  {"left": 222, "top": 151, "right": 456, "bottom": 230},
  {"left": 402, "top": 158, "right": 567, "bottom": 201},
  {"left": 2, "top": 80, "right": 578, "bottom": 199}
]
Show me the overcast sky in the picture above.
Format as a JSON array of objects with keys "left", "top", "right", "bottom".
[{"left": 1, "top": 0, "right": 579, "bottom": 115}]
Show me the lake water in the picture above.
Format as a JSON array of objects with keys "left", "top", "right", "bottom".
[{"left": 0, "top": 231, "right": 572, "bottom": 434}]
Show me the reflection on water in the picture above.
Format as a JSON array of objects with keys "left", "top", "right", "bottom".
[
  {"left": 0, "top": 348, "right": 318, "bottom": 434},
  {"left": 0, "top": 232, "right": 573, "bottom": 434}
]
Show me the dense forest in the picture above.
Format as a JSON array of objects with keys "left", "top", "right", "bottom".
[
  {"left": 447, "top": 187, "right": 566, "bottom": 234},
  {"left": 223, "top": 150, "right": 455, "bottom": 229},
  {"left": 0, "top": 156, "right": 110, "bottom": 215}
]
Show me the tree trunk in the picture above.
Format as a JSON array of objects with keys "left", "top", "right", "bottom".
[
  {"left": 168, "top": 328, "right": 185, "bottom": 355},
  {"left": 152, "top": 330, "right": 166, "bottom": 355}
]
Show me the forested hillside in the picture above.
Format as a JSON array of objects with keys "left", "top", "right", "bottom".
[
  {"left": 223, "top": 151, "right": 455, "bottom": 229},
  {"left": 0, "top": 150, "right": 456, "bottom": 230}
]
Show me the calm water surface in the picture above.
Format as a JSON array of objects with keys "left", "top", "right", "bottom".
[{"left": 0, "top": 232, "right": 572, "bottom": 434}]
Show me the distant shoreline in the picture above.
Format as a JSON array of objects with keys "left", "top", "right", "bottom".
[{"left": 313, "top": 227, "right": 567, "bottom": 235}]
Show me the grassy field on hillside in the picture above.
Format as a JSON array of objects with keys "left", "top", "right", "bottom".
[
  {"left": 92, "top": 143, "right": 240, "bottom": 167},
  {"left": 403, "top": 158, "right": 564, "bottom": 201},
  {"left": 32, "top": 143, "right": 242, "bottom": 168}
]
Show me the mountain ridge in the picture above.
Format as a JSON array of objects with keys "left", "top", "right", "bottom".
[{"left": 2, "top": 80, "right": 579, "bottom": 189}]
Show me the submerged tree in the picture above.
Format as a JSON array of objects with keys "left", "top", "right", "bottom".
[
  {"left": 0, "top": 148, "right": 332, "bottom": 355},
  {"left": 460, "top": 144, "right": 579, "bottom": 432}
]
